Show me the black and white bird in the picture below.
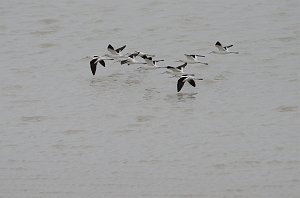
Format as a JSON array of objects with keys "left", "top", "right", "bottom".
[
  {"left": 120, "top": 52, "right": 146, "bottom": 65},
  {"left": 177, "top": 54, "right": 208, "bottom": 65},
  {"left": 141, "top": 55, "right": 164, "bottom": 67},
  {"left": 209, "top": 41, "right": 239, "bottom": 54},
  {"left": 135, "top": 51, "right": 155, "bottom": 57},
  {"left": 90, "top": 55, "right": 114, "bottom": 75},
  {"left": 177, "top": 74, "right": 203, "bottom": 92},
  {"left": 165, "top": 62, "right": 188, "bottom": 76},
  {"left": 105, "top": 44, "right": 127, "bottom": 58}
]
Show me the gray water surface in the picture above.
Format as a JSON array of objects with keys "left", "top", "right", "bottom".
[{"left": 1, "top": 0, "right": 300, "bottom": 197}]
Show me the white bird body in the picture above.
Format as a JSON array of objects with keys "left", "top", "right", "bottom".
[{"left": 177, "top": 54, "right": 208, "bottom": 65}]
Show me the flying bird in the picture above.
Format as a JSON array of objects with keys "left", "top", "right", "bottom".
[
  {"left": 177, "top": 74, "right": 203, "bottom": 92},
  {"left": 177, "top": 54, "right": 208, "bottom": 65},
  {"left": 120, "top": 52, "right": 146, "bottom": 65},
  {"left": 141, "top": 55, "right": 164, "bottom": 67},
  {"left": 105, "top": 44, "right": 127, "bottom": 58},
  {"left": 165, "top": 62, "right": 188, "bottom": 75},
  {"left": 209, "top": 41, "right": 239, "bottom": 54},
  {"left": 90, "top": 55, "right": 114, "bottom": 75},
  {"left": 135, "top": 51, "right": 155, "bottom": 57}
]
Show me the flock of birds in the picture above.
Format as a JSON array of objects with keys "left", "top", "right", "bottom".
[{"left": 89, "top": 41, "right": 239, "bottom": 92}]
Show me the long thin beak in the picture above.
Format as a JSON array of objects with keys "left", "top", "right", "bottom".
[{"left": 199, "top": 62, "right": 208, "bottom": 65}]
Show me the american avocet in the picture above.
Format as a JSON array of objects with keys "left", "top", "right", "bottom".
[
  {"left": 177, "top": 54, "right": 208, "bottom": 65},
  {"left": 105, "top": 44, "right": 127, "bottom": 58},
  {"left": 165, "top": 62, "right": 187, "bottom": 76},
  {"left": 135, "top": 51, "right": 155, "bottom": 57},
  {"left": 209, "top": 41, "right": 239, "bottom": 54},
  {"left": 177, "top": 74, "right": 203, "bottom": 92},
  {"left": 90, "top": 55, "right": 114, "bottom": 75},
  {"left": 141, "top": 55, "right": 164, "bottom": 67},
  {"left": 120, "top": 52, "right": 146, "bottom": 65}
]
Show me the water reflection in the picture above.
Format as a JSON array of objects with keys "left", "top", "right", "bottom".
[
  {"left": 164, "top": 92, "right": 198, "bottom": 103},
  {"left": 176, "top": 92, "right": 198, "bottom": 102}
]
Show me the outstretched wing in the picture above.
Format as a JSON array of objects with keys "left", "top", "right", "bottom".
[
  {"left": 107, "top": 44, "right": 117, "bottom": 55},
  {"left": 177, "top": 62, "right": 187, "bottom": 70},
  {"left": 115, "top": 45, "right": 126, "bottom": 53},
  {"left": 224, "top": 44, "right": 233, "bottom": 50},
  {"left": 187, "top": 78, "right": 196, "bottom": 87},
  {"left": 99, "top": 59, "right": 105, "bottom": 67},
  {"left": 177, "top": 77, "right": 186, "bottom": 92},
  {"left": 90, "top": 59, "right": 98, "bottom": 75},
  {"left": 215, "top": 41, "right": 225, "bottom": 51}
]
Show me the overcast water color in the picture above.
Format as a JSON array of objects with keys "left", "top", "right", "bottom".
[{"left": 0, "top": 0, "right": 300, "bottom": 197}]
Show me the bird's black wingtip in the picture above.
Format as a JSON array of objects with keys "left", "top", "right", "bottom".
[
  {"left": 177, "top": 77, "right": 186, "bottom": 92},
  {"left": 90, "top": 64, "right": 96, "bottom": 75},
  {"left": 99, "top": 59, "right": 105, "bottom": 67},
  {"left": 215, "top": 41, "right": 221, "bottom": 46},
  {"left": 108, "top": 44, "right": 114, "bottom": 50}
]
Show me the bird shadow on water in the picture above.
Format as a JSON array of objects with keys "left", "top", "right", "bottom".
[
  {"left": 165, "top": 92, "right": 198, "bottom": 103},
  {"left": 176, "top": 92, "right": 198, "bottom": 102}
]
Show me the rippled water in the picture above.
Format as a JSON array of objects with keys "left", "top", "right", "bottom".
[{"left": 1, "top": 0, "right": 299, "bottom": 197}]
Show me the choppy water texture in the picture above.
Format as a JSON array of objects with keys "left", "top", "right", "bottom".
[{"left": 1, "top": 0, "right": 300, "bottom": 197}]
